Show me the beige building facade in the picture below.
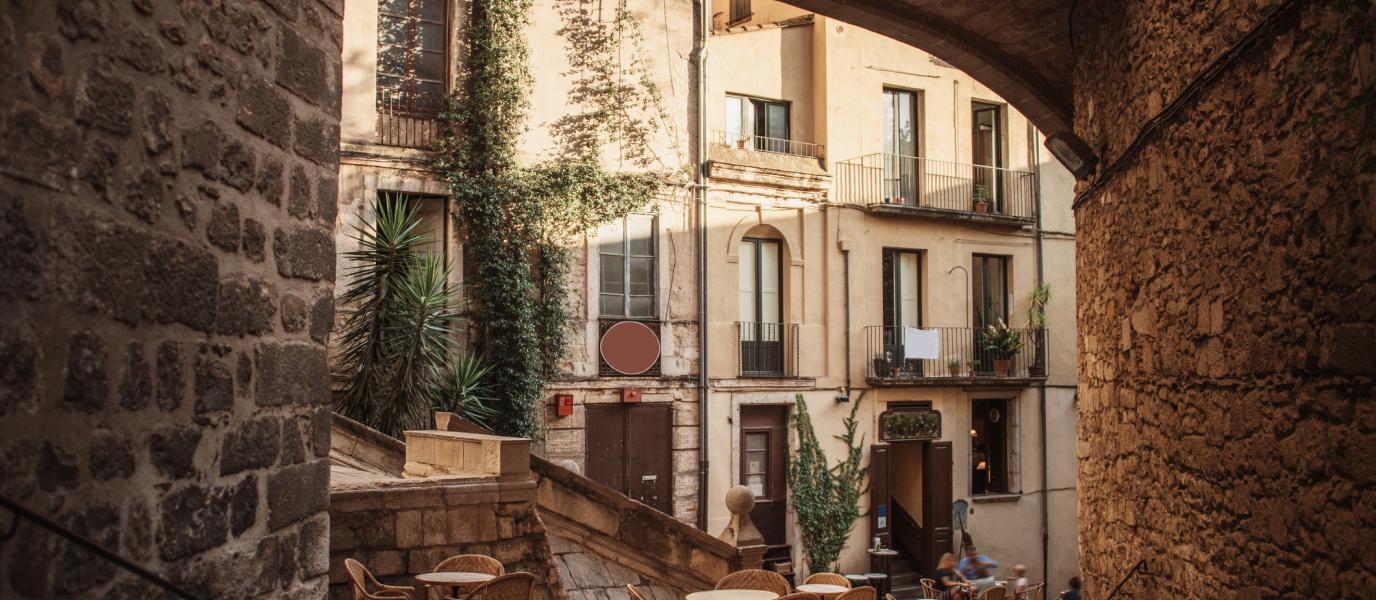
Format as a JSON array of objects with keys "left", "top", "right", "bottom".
[{"left": 334, "top": 0, "right": 1079, "bottom": 590}]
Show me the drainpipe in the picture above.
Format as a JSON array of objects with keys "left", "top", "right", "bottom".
[
  {"left": 842, "top": 246, "right": 851, "bottom": 400},
  {"left": 693, "top": 0, "right": 710, "bottom": 532},
  {"left": 1033, "top": 126, "right": 1049, "bottom": 584}
]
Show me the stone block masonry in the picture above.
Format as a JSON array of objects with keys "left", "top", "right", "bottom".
[
  {"left": 1072, "top": 2, "right": 1375, "bottom": 599},
  {"left": 0, "top": 0, "right": 342, "bottom": 598}
]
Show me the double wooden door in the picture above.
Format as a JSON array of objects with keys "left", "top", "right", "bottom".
[
  {"left": 585, "top": 404, "right": 673, "bottom": 515},
  {"left": 870, "top": 440, "right": 953, "bottom": 577}
]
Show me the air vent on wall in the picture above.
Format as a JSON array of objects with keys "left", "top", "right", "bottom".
[{"left": 599, "top": 320, "right": 661, "bottom": 377}]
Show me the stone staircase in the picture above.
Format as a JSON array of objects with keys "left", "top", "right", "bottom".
[{"left": 888, "top": 555, "right": 926, "bottom": 599}]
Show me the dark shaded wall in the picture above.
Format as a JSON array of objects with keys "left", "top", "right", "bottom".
[
  {"left": 1073, "top": 2, "right": 1375, "bottom": 598},
  {"left": 0, "top": 0, "right": 342, "bottom": 598}
]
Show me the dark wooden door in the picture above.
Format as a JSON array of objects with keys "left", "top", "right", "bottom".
[
  {"left": 740, "top": 406, "right": 788, "bottom": 545},
  {"left": 585, "top": 404, "right": 673, "bottom": 515},
  {"left": 870, "top": 443, "right": 891, "bottom": 548},
  {"left": 921, "top": 441, "right": 953, "bottom": 577},
  {"left": 627, "top": 404, "right": 672, "bottom": 513}
]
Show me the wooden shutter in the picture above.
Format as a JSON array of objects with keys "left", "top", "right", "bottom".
[
  {"left": 921, "top": 441, "right": 953, "bottom": 577},
  {"left": 870, "top": 444, "right": 891, "bottom": 548}
]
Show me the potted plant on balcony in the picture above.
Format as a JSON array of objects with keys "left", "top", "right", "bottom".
[
  {"left": 967, "top": 359, "right": 982, "bottom": 376},
  {"left": 1024, "top": 282, "right": 1053, "bottom": 377},
  {"left": 981, "top": 319, "right": 1023, "bottom": 376},
  {"left": 873, "top": 351, "right": 889, "bottom": 378},
  {"left": 947, "top": 357, "right": 963, "bottom": 377},
  {"left": 973, "top": 185, "right": 990, "bottom": 212}
]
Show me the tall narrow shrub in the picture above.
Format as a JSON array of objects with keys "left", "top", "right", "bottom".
[{"left": 787, "top": 392, "right": 870, "bottom": 574}]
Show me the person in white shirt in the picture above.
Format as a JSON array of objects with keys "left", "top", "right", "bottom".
[{"left": 1010, "top": 565, "right": 1028, "bottom": 600}]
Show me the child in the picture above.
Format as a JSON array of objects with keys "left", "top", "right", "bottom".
[{"left": 1010, "top": 565, "right": 1028, "bottom": 600}]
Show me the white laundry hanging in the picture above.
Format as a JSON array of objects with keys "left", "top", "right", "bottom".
[{"left": 903, "top": 327, "right": 940, "bottom": 360}]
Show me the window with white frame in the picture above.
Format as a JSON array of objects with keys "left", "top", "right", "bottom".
[{"left": 598, "top": 215, "right": 657, "bottom": 319}]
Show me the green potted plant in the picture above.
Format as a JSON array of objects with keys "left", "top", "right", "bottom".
[
  {"left": 873, "top": 351, "right": 889, "bottom": 377},
  {"left": 967, "top": 359, "right": 983, "bottom": 376},
  {"left": 947, "top": 357, "right": 963, "bottom": 377},
  {"left": 1024, "top": 282, "right": 1052, "bottom": 377},
  {"left": 981, "top": 319, "right": 1023, "bottom": 376},
  {"left": 973, "top": 184, "right": 991, "bottom": 212}
]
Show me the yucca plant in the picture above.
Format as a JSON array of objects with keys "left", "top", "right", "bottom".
[{"left": 334, "top": 194, "right": 492, "bottom": 439}]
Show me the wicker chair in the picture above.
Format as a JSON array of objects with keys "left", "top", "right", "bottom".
[
  {"left": 919, "top": 579, "right": 938, "bottom": 599},
  {"left": 804, "top": 574, "right": 852, "bottom": 589},
  {"left": 1022, "top": 583, "right": 1044, "bottom": 600},
  {"left": 716, "top": 570, "right": 792, "bottom": 597},
  {"left": 977, "top": 587, "right": 1006, "bottom": 600},
  {"left": 428, "top": 555, "right": 506, "bottom": 600},
  {"left": 777, "top": 593, "right": 820, "bottom": 600},
  {"left": 461, "top": 573, "right": 535, "bottom": 600},
  {"left": 627, "top": 584, "right": 651, "bottom": 600},
  {"left": 345, "top": 558, "right": 416, "bottom": 600},
  {"left": 835, "top": 587, "right": 876, "bottom": 600}
]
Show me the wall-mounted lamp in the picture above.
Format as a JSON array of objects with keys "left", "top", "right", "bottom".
[{"left": 1044, "top": 131, "right": 1100, "bottom": 180}]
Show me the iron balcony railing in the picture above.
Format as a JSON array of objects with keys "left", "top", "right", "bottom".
[
  {"left": 377, "top": 87, "right": 444, "bottom": 150},
  {"left": 834, "top": 153, "right": 1036, "bottom": 219},
  {"left": 864, "top": 325, "right": 1049, "bottom": 379},
  {"left": 737, "top": 322, "right": 800, "bottom": 378},
  {"left": 712, "top": 130, "right": 825, "bottom": 159}
]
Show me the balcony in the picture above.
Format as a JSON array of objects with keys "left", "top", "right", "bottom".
[
  {"left": 711, "top": 130, "right": 825, "bottom": 160},
  {"left": 833, "top": 154, "right": 1037, "bottom": 227},
  {"left": 377, "top": 88, "right": 443, "bottom": 150},
  {"left": 737, "top": 322, "right": 800, "bottom": 378},
  {"left": 863, "top": 326, "right": 1048, "bottom": 387}
]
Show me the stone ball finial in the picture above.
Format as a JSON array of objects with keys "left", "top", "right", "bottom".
[
  {"left": 725, "top": 485, "right": 756, "bottom": 515},
  {"left": 558, "top": 460, "right": 581, "bottom": 475}
]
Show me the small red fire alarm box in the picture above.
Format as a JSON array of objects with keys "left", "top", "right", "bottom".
[
  {"left": 555, "top": 394, "right": 574, "bottom": 416},
  {"left": 621, "top": 388, "right": 642, "bottom": 403}
]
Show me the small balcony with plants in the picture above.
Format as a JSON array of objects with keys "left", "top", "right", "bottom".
[
  {"left": 832, "top": 154, "right": 1036, "bottom": 227},
  {"left": 863, "top": 323, "right": 1049, "bottom": 387}
]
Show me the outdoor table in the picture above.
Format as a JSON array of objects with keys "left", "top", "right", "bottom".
[
  {"left": 866, "top": 550, "right": 898, "bottom": 597},
  {"left": 686, "top": 590, "right": 780, "bottom": 600},
  {"left": 796, "top": 584, "right": 848, "bottom": 599},
  {"left": 415, "top": 571, "right": 495, "bottom": 600},
  {"left": 844, "top": 574, "right": 870, "bottom": 588}
]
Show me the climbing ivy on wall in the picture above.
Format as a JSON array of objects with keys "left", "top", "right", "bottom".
[
  {"left": 786, "top": 393, "right": 871, "bottom": 574},
  {"left": 436, "top": 0, "right": 679, "bottom": 439}
]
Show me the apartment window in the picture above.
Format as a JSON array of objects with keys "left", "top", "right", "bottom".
[
  {"left": 971, "top": 255, "right": 1008, "bottom": 329},
  {"left": 739, "top": 237, "right": 783, "bottom": 375},
  {"left": 882, "top": 249, "right": 921, "bottom": 329},
  {"left": 381, "top": 192, "right": 448, "bottom": 262},
  {"left": 599, "top": 215, "right": 657, "bottom": 319},
  {"left": 729, "top": 0, "right": 751, "bottom": 25},
  {"left": 377, "top": 0, "right": 446, "bottom": 110},
  {"left": 725, "top": 95, "right": 790, "bottom": 153},
  {"left": 883, "top": 89, "right": 919, "bottom": 203},
  {"left": 971, "top": 398, "right": 1009, "bottom": 494},
  {"left": 972, "top": 102, "right": 1003, "bottom": 209}
]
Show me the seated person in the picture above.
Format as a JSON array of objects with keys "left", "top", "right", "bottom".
[
  {"left": 959, "top": 547, "right": 999, "bottom": 594},
  {"left": 937, "top": 553, "right": 973, "bottom": 600}
]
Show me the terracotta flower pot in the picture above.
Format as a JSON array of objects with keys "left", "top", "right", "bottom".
[
  {"left": 993, "top": 359, "right": 1011, "bottom": 376},
  {"left": 1028, "top": 365, "right": 1045, "bottom": 377},
  {"left": 891, "top": 367, "right": 902, "bottom": 377},
  {"left": 948, "top": 365, "right": 962, "bottom": 377},
  {"left": 974, "top": 203, "right": 989, "bottom": 213},
  {"left": 736, "top": 139, "right": 748, "bottom": 149}
]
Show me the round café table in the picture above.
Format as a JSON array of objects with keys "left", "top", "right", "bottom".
[
  {"left": 866, "top": 549, "right": 899, "bottom": 597},
  {"left": 686, "top": 590, "right": 780, "bottom": 600},
  {"left": 796, "top": 583, "right": 849, "bottom": 599},
  {"left": 415, "top": 571, "right": 495, "bottom": 600}
]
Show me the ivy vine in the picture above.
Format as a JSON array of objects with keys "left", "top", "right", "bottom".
[
  {"left": 436, "top": 0, "right": 678, "bottom": 439},
  {"left": 786, "top": 392, "right": 870, "bottom": 575}
]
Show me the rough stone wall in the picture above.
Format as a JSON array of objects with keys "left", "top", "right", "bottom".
[
  {"left": 0, "top": 0, "right": 341, "bottom": 598},
  {"left": 328, "top": 477, "right": 569, "bottom": 600},
  {"left": 1073, "top": 2, "right": 1375, "bottom": 599},
  {"left": 549, "top": 535, "right": 690, "bottom": 600}
]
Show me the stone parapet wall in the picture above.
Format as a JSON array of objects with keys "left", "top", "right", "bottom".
[
  {"left": 1073, "top": 2, "right": 1375, "bottom": 599},
  {"left": 328, "top": 476, "right": 569, "bottom": 600},
  {"left": 531, "top": 455, "right": 744, "bottom": 592},
  {"left": 0, "top": 0, "right": 341, "bottom": 598}
]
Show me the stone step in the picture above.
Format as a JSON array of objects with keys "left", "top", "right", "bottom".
[
  {"left": 890, "top": 572, "right": 922, "bottom": 586},
  {"left": 890, "top": 583, "right": 926, "bottom": 599}
]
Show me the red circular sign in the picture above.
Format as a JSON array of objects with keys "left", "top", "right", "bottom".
[{"left": 600, "top": 321, "right": 661, "bottom": 375}]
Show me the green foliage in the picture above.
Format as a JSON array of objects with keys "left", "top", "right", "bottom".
[
  {"left": 786, "top": 393, "right": 870, "bottom": 574},
  {"left": 980, "top": 319, "right": 1024, "bottom": 360},
  {"left": 973, "top": 184, "right": 990, "bottom": 204},
  {"left": 1024, "top": 283, "right": 1052, "bottom": 366},
  {"left": 334, "top": 194, "right": 490, "bottom": 439},
  {"left": 436, "top": 0, "right": 675, "bottom": 439},
  {"left": 881, "top": 411, "right": 940, "bottom": 440}
]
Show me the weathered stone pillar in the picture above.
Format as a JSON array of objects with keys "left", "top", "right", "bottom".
[{"left": 719, "top": 485, "right": 767, "bottom": 570}]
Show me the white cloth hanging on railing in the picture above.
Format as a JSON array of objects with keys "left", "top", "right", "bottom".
[{"left": 903, "top": 327, "right": 940, "bottom": 359}]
